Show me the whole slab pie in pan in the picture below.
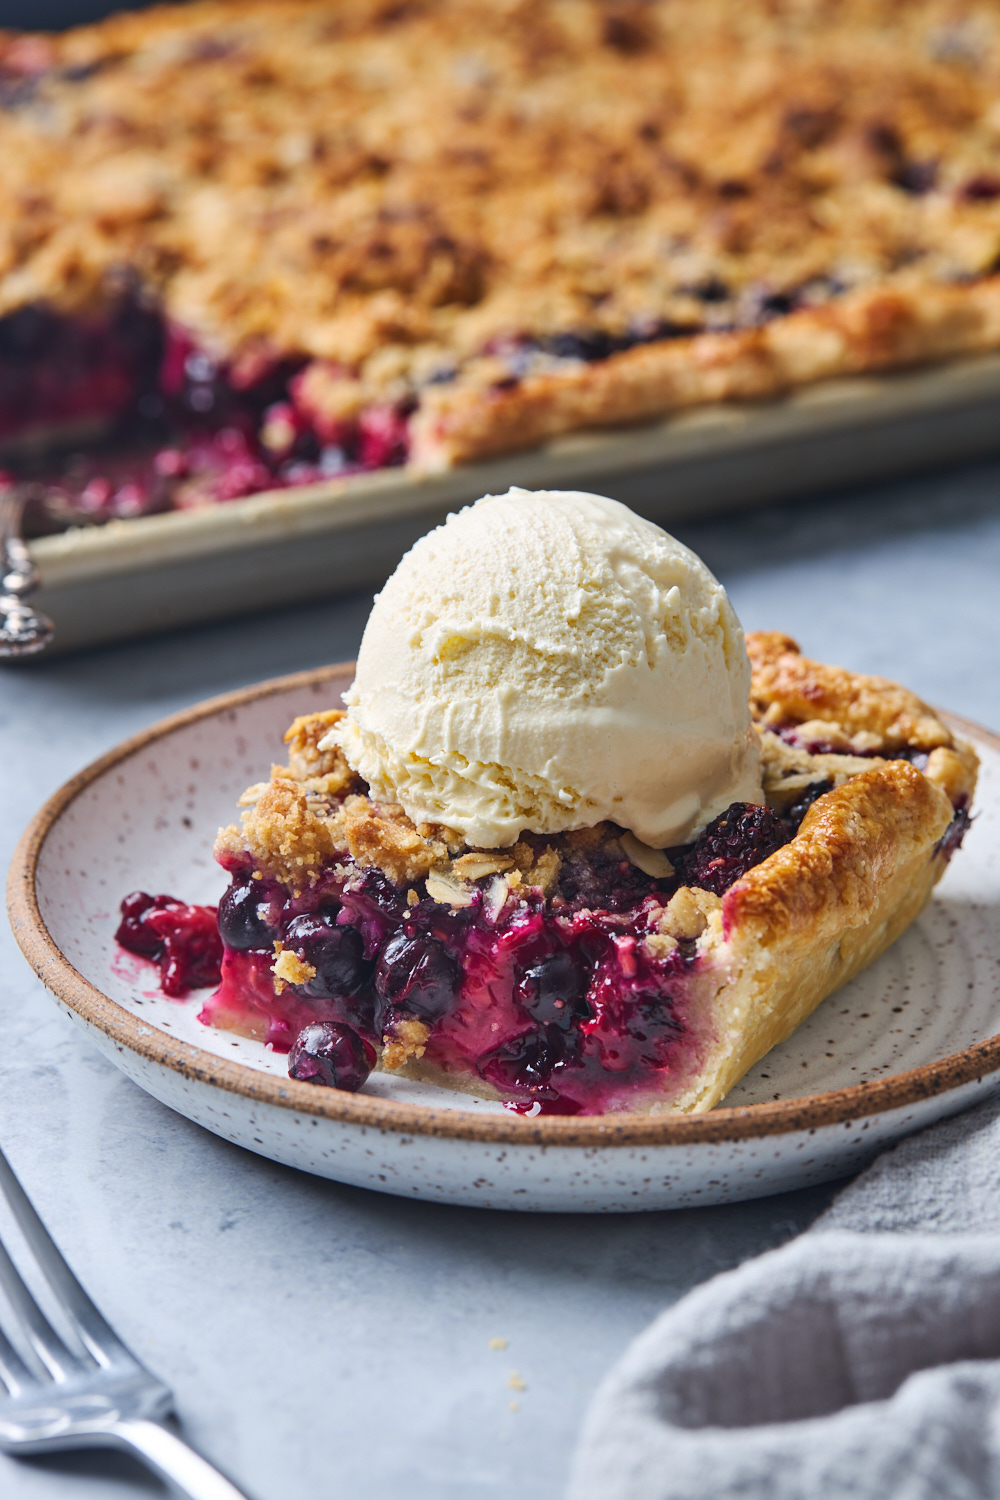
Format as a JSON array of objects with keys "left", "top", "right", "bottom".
[
  {"left": 5, "top": 0, "right": 1000, "bottom": 533},
  {"left": 7, "top": 665, "right": 1000, "bottom": 1212}
]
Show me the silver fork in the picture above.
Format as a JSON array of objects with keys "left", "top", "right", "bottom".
[{"left": 0, "top": 1145, "right": 253, "bottom": 1498}]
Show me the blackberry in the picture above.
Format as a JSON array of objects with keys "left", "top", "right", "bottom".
[{"left": 677, "top": 802, "right": 790, "bottom": 897}]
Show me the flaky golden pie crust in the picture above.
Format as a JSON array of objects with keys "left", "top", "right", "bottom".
[
  {"left": 5, "top": 1, "right": 1000, "bottom": 468},
  {"left": 214, "top": 635, "right": 977, "bottom": 1112}
]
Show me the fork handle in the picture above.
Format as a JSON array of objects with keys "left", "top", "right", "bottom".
[{"left": 112, "top": 1418, "right": 254, "bottom": 1500}]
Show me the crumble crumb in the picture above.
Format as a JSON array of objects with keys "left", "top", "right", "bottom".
[
  {"left": 525, "top": 847, "right": 561, "bottom": 895},
  {"left": 563, "top": 826, "right": 606, "bottom": 852},
  {"left": 619, "top": 830, "right": 675, "bottom": 879},
  {"left": 488, "top": 1337, "right": 509, "bottom": 1351},
  {"left": 236, "top": 780, "right": 271, "bottom": 808},
  {"left": 644, "top": 932, "right": 679, "bottom": 960},
  {"left": 510, "top": 843, "right": 535, "bottom": 872},
  {"left": 381, "top": 1019, "right": 431, "bottom": 1070},
  {"left": 280, "top": 711, "right": 360, "bottom": 797},
  {"left": 272, "top": 944, "right": 317, "bottom": 994},
  {"left": 416, "top": 820, "right": 466, "bottom": 853},
  {"left": 215, "top": 777, "right": 345, "bottom": 891},
  {"left": 659, "top": 887, "right": 722, "bottom": 942},
  {"left": 508, "top": 1372, "right": 527, "bottom": 1392},
  {"left": 335, "top": 797, "right": 453, "bottom": 885},
  {"left": 425, "top": 868, "right": 478, "bottom": 908}
]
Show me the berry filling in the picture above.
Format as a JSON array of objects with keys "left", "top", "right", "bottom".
[
  {"left": 115, "top": 890, "right": 223, "bottom": 998},
  {"left": 0, "top": 296, "right": 163, "bottom": 449},
  {"left": 937, "top": 797, "right": 973, "bottom": 862},
  {"left": 114, "top": 798, "right": 805, "bottom": 1114},
  {"left": 201, "top": 859, "right": 701, "bottom": 1115},
  {"left": 8, "top": 303, "right": 412, "bottom": 534}
]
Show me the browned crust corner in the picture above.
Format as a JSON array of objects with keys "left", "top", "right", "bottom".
[
  {"left": 6, "top": 665, "right": 1000, "bottom": 1149},
  {"left": 724, "top": 759, "right": 953, "bottom": 951},
  {"left": 747, "top": 630, "right": 955, "bottom": 751}
]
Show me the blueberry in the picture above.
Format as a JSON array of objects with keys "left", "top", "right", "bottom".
[
  {"left": 283, "top": 913, "right": 366, "bottom": 997},
  {"left": 684, "top": 274, "right": 730, "bottom": 304},
  {"left": 785, "top": 780, "right": 833, "bottom": 831},
  {"left": 483, "top": 1027, "right": 565, "bottom": 1090},
  {"left": 374, "top": 931, "right": 460, "bottom": 1023},
  {"left": 744, "top": 288, "right": 798, "bottom": 324},
  {"left": 516, "top": 948, "right": 591, "bottom": 1031},
  {"left": 543, "top": 330, "right": 616, "bottom": 363},
  {"left": 937, "top": 804, "right": 972, "bottom": 863},
  {"left": 218, "top": 877, "right": 281, "bottom": 950},
  {"left": 287, "top": 1023, "right": 375, "bottom": 1091},
  {"left": 892, "top": 160, "right": 938, "bottom": 195}
]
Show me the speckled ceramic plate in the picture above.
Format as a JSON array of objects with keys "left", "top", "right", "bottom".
[{"left": 8, "top": 666, "right": 1000, "bottom": 1212}]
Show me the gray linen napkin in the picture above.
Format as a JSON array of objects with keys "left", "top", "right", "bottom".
[{"left": 569, "top": 1098, "right": 1000, "bottom": 1500}]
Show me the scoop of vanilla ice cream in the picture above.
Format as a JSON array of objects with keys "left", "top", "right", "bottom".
[{"left": 328, "top": 487, "right": 762, "bottom": 849}]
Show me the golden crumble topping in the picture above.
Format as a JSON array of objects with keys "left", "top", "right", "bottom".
[
  {"left": 280, "top": 709, "right": 361, "bottom": 797},
  {"left": 334, "top": 796, "right": 458, "bottom": 886},
  {"left": 215, "top": 776, "right": 346, "bottom": 890},
  {"left": 217, "top": 665, "right": 977, "bottom": 911},
  {"left": 6, "top": 0, "right": 1000, "bottom": 469},
  {"left": 749, "top": 631, "right": 954, "bottom": 751}
]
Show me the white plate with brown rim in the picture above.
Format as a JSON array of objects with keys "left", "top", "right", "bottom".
[{"left": 7, "top": 665, "right": 1000, "bottom": 1213}]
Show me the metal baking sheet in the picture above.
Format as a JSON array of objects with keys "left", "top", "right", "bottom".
[{"left": 22, "top": 351, "right": 1000, "bottom": 655}]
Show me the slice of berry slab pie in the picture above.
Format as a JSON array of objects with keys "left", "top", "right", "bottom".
[{"left": 178, "top": 639, "right": 972, "bottom": 1115}]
